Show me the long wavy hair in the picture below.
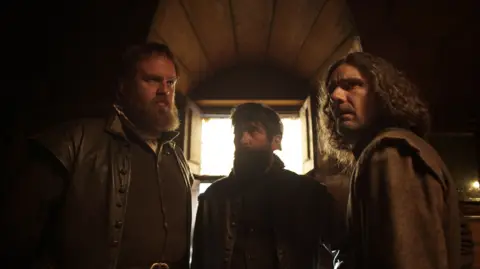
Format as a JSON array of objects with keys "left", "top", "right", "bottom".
[{"left": 318, "top": 52, "right": 430, "bottom": 168}]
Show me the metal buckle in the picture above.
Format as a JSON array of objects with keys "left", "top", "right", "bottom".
[{"left": 150, "top": 262, "right": 169, "bottom": 269}]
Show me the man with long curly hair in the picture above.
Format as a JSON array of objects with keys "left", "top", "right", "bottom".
[{"left": 318, "top": 52, "right": 467, "bottom": 269}]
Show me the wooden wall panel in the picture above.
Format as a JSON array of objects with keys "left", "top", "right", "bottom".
[
  {"left": 231, "top": 0, "right": 273, "bottom": 62},
  {"left": 190, "top": 65, "right": 313, "bottom": 100},
  {"left": 268, "top": 0, "right": 327, "bottom": 68},
  {"left": 296, "top": 0, "right": 353, "bottom": 77},
  {"left": 181, "top": 0, "right": 236, "bottom": 69},
  {"left": 312, "top": 34, "right": 356, "bottom": 84}
]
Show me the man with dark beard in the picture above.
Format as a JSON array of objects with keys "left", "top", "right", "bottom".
[
  {"left": 318, "top": 52, "right": 469, "bottom": 269},
  {"left": 191, "top": 103, "right": 337, "bottom": 269},
  {"left": 0, "top": 43, "right": 193, "bottom": 269}
]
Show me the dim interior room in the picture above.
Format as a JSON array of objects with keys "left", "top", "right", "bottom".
[
  {"left": 172, "top": 64, "right": 325, "bottom": 223},
  {"left": 183, "top": 97, "right": 319, "bottom": 210}
]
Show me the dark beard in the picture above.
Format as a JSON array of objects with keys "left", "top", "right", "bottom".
[
  {"left": 233, "top": 148, "right": 273, "bottom": 178},
  {"left": 122, "top": 96, "right": 180, "bottom": 139}
]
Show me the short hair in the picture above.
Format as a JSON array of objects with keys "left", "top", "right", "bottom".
[
  {"left": 120, "top": 42, "right": 178, "bottom": 80},
  {"left": 231, "top": 103, "right": 283, "bottom": 140}
]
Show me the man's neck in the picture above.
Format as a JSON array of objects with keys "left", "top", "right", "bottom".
[
  {"left": 351, "top": 127, "right": 384, "bottom": 160},
  {"left": 234, "top": 155, "right": 276, "bottom": 179},
  {"left": 114, "top": 104, "right": 162, "bottom": 153}
]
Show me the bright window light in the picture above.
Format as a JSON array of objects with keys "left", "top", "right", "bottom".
[
  {"left": 199, "top": 182, "right": 211, "bottom": 194},
  {"left": 200, "top": 117, "right": 303, "bottom": 176}
]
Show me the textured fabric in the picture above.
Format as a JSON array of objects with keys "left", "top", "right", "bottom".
[
  {"left": 337, "top": 128, "right": 462, "bottom": 269},
  {"left": 117, "top": 132, "right": 188, "bottom": 268},
  {"left": 230, "top": 174, "right": 277, "bottom": 269},
  {"left": 192, "top": 155, "right": 337, "bottom": 269},
  {"left": 0, "top": 111, "right": 192, "bottom": 269}
]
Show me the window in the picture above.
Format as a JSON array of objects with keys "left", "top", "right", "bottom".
[{"left": 199, "top": 117, "right": 303, "bottom": 178}]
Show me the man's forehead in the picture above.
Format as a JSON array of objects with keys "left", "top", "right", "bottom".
[
  {"left": 136, "top": 54, "right": 176, "bottom": 76},
  {"left": 330, "top": 64, "right": 364, "bottom": 81},
  {"left": 235, "top": 121, "right": 265, "bottom": 130}
]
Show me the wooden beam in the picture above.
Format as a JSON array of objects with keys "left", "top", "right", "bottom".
[
  {"left": 268, "top": 0, "right": 327, "bottom": 68},
  {"left": 179, "top": 0, "right": 215, "bottom": 69},
  {"left": 195, "top": 99, "right": 304, "bottom": 107},
  {"left": 228, "top": 0, "right": 239, "bottom": 58},
  {"left": 295, "top": 0, "right": 353, "bottom": 77},
  {"left": 264, "top": 0, "right": 278, "bottom": 59},
  {"left": 180, "top": 0, "right": 236, "bottom": 69},
  {"left": 231, "top": 0, "right": 274, "bottom": 62},
  {"left": 312, "top": 32, "right": 356, "bottom": 83}
]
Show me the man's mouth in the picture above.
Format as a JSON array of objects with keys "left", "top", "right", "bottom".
[
  {"left": 155, "top": 99, "right": 170, "bottom": 107},
  {"left": 338, "top": 112, "right": 354, "bottom": 121}
]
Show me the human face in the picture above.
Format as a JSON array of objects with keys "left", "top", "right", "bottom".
[
  {"left": 327, "top": 64, "right": 377, "bottom": 143},
  {"left": 233, "top": 121, "right": 279, "bottom": 174},
  {"left": 120, "top": 53, "right": 179, "bottom": 137},
  {"left": 234, "top": 121, "right": 273, "bottom": 151}
]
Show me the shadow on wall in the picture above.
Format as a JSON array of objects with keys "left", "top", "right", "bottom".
[{"left": 189, "top": 64, "right": 315, "bottom": 101}]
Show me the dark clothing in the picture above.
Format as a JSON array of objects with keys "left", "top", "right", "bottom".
[
  {"left": 0, "top": 113, "right": 193, "bottom": 269},
  {"left": 308, "top": 173, "right": 350, "bottom": 269},
  {"left": 308, "top": 172, "right": 473, "bottom": 269},
  {"left": 314, "top": 174, "right": 351, "bottom": 250},
  {"left": 336, "top": 128, "right": 463, "bottom": 269},
  {"left": 117, "top": 132, "right": 188, "bottom": 268},
  {"left": 192, "top": 155, "right": 336, "bottom": 269},
  {"left": 230, "top": 173, "right": 278, "bottom": 269}
]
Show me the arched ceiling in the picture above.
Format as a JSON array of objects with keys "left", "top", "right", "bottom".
[{"left": 147, "top": 0, "right": 362, "bottom": 94}]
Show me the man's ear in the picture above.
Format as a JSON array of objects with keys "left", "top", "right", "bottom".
[{"left": 271, "top": 135, "right": 282, "bottom": 151}]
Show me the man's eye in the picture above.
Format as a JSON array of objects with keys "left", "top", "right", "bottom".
[
  {"left": 327, "top": 83, "right": 337, "bottom": 93},
  {"left": 341, "top": 79, "right": 365, "bottom": 90},
  {"left": 247, "top": 126, "right": 259, "bottom": 133},
  {"left": 145, "top": 79, "right": 157, "bottom": 84}
]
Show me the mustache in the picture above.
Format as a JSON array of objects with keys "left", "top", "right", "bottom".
[
  {"left": 152, "top": 94, "right": 172, "bottom": 105},
  {"left": 334, "top": 104, "right": 355, "bottom": 115},
  {"left": 233, "top": 148, "right": 272, "bottom": 174}
]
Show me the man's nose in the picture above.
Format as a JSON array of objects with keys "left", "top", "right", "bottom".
[
  {"left": 156, "top": 80, "right": 172, "bottom": 95},
  {"left": 240, "top": 132, "right": 252, "bottom": 145},
  {"left": 331, "top": 86, "right": 347, "bottom": 103},
  {"left": 156, "top": 83, "right": 167, "bottom": 95}
]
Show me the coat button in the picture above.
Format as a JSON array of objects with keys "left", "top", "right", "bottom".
[
  {"left": 120, "top": 168, "right": 127, "bottom": 175},
  {"left": 116, "top": 202, "right": 123, "bottom": 208},
  {"left": 118, "top": 187, "right": 126, "bottom": 193},
  {"left": 111, "top": 240, "right": 119, "bottom": 247},
  {"left": 114, "top": 221, "right": 123, "bottom": 228}
]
